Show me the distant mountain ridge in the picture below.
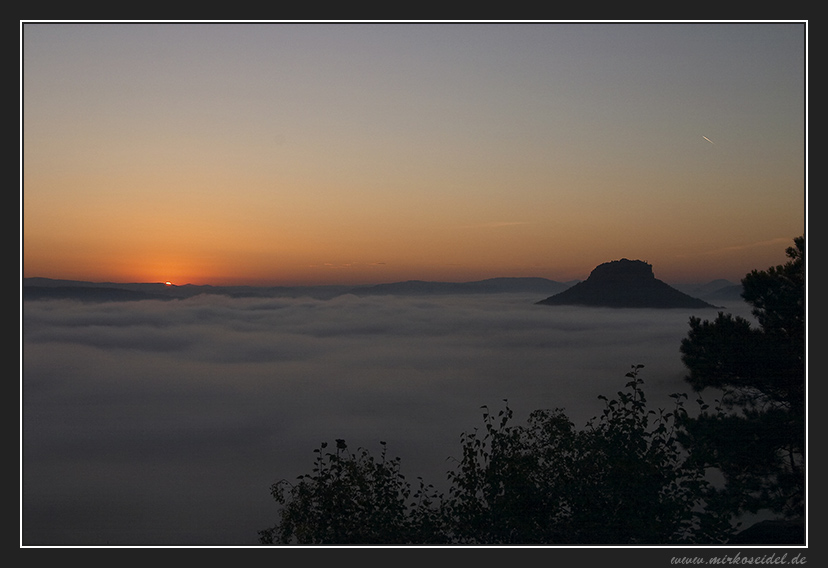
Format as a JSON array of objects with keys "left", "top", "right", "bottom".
[
  {"left": 536, "top": 259, "right": 718, "bottom": 309},
  {"left": 23, "top": 272, "right": 733, "bottom": 307},
  {"left": 21, "top": 277, "right": 354, "bottom": 302},
  {"left": 674, "top": 279, "right": 743, "bottom": 303},
  {"left": 351, "top": 277, "right": 572, "bottom": 297},
  {"left": 22, "top": 285, "right": 173, "bottom": 303},
  {"left": 21, "top": 276, "right": 573, "bottom": 303}
]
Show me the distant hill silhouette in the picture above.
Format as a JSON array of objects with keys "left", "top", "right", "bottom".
[
  {"left": 21, "top": 277, "right": 572, "bottom": 302},
  {"left": 536, "top": 259, "right": 718, "bottom": 309},
  {"left": 23, "top": 273, "right": 725, "bottom": 307},
  {"left": 22, "top": 285, "right": 174, "bottom": 303},
  {"left": 674, "top": 279, "right": 744, "bottom": 304},
  {"left": 351, "top": 277, "right": 571, "bottom": 297},
  {"left": 21, "top": 278, "right": 353, "bottom": 302}
]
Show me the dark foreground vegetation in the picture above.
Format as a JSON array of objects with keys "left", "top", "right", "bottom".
[{"left": 259, "top": 237, "right": 805, "bottom": 545}]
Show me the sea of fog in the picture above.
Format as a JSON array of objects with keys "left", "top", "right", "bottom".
[{"left": 21, "top": 292, "right": 755, "bottom": 546}]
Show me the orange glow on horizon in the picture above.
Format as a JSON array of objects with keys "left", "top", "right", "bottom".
[
  {"left": 20, "top": 234, "right": 800, "bottom": 289},
  {"left": 21, "top": 24, "right": 805, "bottom": 290}
]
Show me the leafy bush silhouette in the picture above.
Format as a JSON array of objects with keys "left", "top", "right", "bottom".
[
  {"left": 442, "top": 365, "right": 733, "bottom": 545},
  {"left": 260, "top": 366, "right": 734, "bottom": 545},
  {"left": 258, "top": 438, "right": 448, "bottom": 545}
]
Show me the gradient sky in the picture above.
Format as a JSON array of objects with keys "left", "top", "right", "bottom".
[{"left": 21, "top": 22, "right": 806, "bottom": 286}]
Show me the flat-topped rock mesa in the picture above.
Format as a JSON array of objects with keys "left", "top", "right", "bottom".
[{"left": 536, "top": 259, "right": 717, "bottom": 309}]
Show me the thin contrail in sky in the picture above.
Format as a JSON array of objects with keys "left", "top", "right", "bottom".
[
  {"left": 702, "top": 135, "right": 715, "bottom": 145},
  {"left": 461, "top": 221, "right": 532, "bottom": 229}
]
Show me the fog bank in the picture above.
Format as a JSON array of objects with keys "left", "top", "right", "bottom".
[{"left": 21, "top": 292, "right": 751, "bottom": 545}]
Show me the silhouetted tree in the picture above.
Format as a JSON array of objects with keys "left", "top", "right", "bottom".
[
  {"left": 260, "top": 367, "right": 735, "bottom": 545},
  {"left": 679, "top": 236, "right": 805, "bottom": 519},
  {"left": 258, "top": 439, "right": 447, "bottom": 545},
  {"left": 442, "top": 366, "right": 733, "bottom": 545}
]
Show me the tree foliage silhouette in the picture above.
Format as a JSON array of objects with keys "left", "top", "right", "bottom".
[
  {"left": 441, "top": 366, "right": 733, "bottom": 545},
  {"left": 679, "top": 236, "right": 805, "bottom": 519},
  {"left": 260, "top": 367, "right": 734, "bottom": 545},
  {"left": 258, "top": 439, "right": 446, "bottom": 545}
]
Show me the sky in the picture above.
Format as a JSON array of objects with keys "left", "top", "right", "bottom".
[{"left": 21, "top": 22, "right": 807, "bottom": 286}]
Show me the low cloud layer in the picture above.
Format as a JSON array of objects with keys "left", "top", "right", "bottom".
[{"left": 21, "top": 292, "right": 751, "bottom": 545}]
